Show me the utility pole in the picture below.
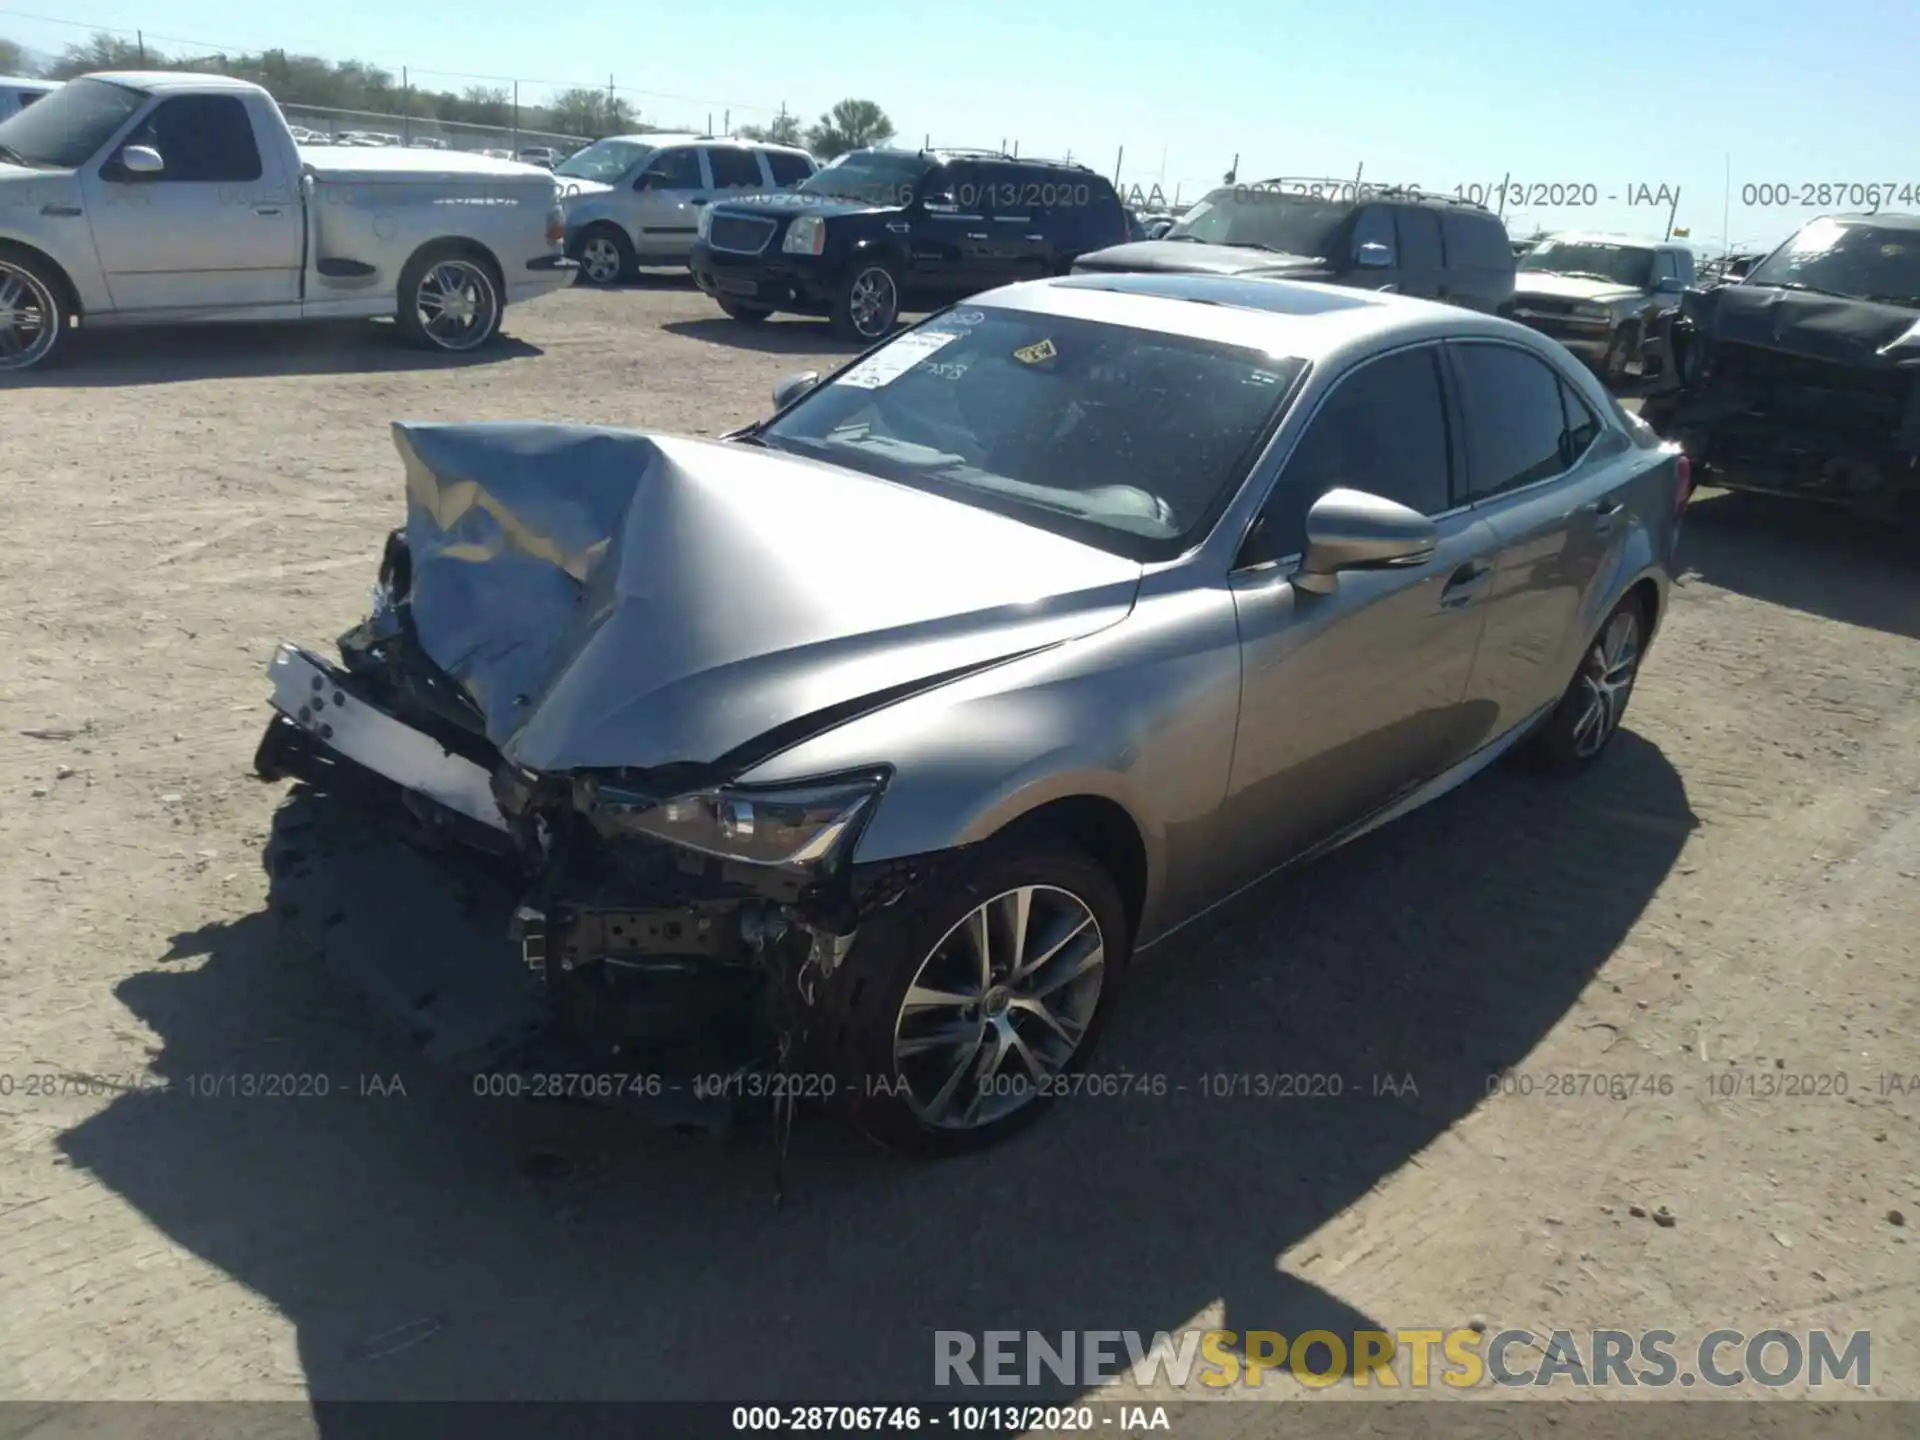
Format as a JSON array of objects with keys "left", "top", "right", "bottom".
[
  {"left": 402, "top": 68, "right": 411, "bottom": 145},
  {"left": 136, "top": 30, "right": 146, "bottom": 64},
  {"left": 511, "top": 81, "right": 519, "bottom": 153},
  {"left": 723, "top": 109, "right": 730, "bottom": 135},
  {"left": 1113, "top": 145, "right": 1123, "bottom": 187},
  {"left": 1722, "top": 154, "right": 1731, "bottom": 256},
  {"left": 1664, "top": 185, "right": 1683, "bottom": 241}
]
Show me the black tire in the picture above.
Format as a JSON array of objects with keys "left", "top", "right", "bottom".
[
  {"left": 717, "top": 299, "right": 771, "bottom": 323},
  {"left": 831, "top": 258, "right": 901, "bottom": 341},
  {"left": 0, "top": 248, "right": 70, "bottom": 373},
  {"left": 815, "top": 836, "right": 1132, "bottom": 1156},
  {"left": 395, "top": 244, "right": 503, "bottom": 354},
  {"left": 1520, "top": 593, "right": 1649, "bottom": 774},
  {"left": 570, "top": 224, "right": 635, "bottom": 286}
]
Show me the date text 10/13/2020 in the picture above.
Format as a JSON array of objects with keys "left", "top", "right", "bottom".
[{"left": 1120, "top": 180, "right": 1684, "bottom": 210}]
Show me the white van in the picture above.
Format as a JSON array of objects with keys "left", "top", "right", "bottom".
[{"left": 0, "top": 75, "right": 57, "bottom": 122}]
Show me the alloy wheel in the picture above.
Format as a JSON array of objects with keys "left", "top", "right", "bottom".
[
  {"left": 1571, "top": 608, "right": 1641, "bottom": 758},
  {"left": 848, "top": 267, "right": 897, "bottom": 337},
  {"left": 0, "top": 262, "right": 59, "bottom": 371},
  {"left": 414, "top": 260, "right": 498, "bottom": 351},
  {"left": 890, "top": 885, "right": 1106, "bottom": 1130},
  {"left": 580, "top": 236, "right": 623, "bottom": 285}
]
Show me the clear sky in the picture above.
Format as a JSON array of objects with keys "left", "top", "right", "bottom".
[{"left": 3, "top": 0, "right": 1912, "bottom": 252}]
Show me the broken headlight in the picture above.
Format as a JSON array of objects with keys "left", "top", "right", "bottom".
[{"left": 581, "top": 772, "right": 886, "bottom": 870}]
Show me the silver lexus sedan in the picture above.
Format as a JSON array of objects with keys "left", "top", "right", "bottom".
[{"left": 255, "top": 272, "right": 1691, "bottom": 1153}]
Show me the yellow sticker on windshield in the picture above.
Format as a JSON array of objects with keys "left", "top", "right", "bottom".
[{"left": 1013, "top": 338, "right": 1058, "bottom": 365}]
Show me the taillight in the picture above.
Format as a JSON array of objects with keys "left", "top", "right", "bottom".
[
  {"left": 545, "top": 203, "right": 565, "bottom": 247},
  {"left": 1673, "top": 454, "right": 1693, "bottom": 516}
]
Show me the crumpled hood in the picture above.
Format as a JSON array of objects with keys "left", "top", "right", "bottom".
[
  {"left": 1513, "top": 272, "right": 1641, "bottom": 305},
  {"left": 392, "top": 423, "right": 1142, "bottom": 775},
  {"left": 1073, "top": 239, "right": 1324, "bottom": 277},
  {"left": 1688, "top": 283, "right": 1920, "bottom": 367}
]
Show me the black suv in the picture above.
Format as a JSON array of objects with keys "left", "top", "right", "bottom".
[
  {"left": 689, "top": 147, "right": 1129, "bottom": 339},
  {"left": 1072, "top": 180, "right": 1516, "bottom": 314}
]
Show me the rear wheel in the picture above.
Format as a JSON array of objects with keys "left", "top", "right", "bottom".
[
  {"left": 395, "top": 245, "right": 502, "bottom": 354},
  {"left": 571, "top": 224, "right": 635, "bottom": 286},
  {"left": 1521, "top": 594, "right": 1647, "bottom": 773},
  {"left": 817, "top": 837, "right": 1130, "bottom": 1155},
  {"left": 0, "top": 251, "right": 67, "bottom": 372},
  {"left": 832, "top": 260, "right": 900, "bottom": 341}
]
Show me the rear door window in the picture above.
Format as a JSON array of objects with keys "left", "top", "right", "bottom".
[
  {"left": 765, "top": 149, "right": 812, "bottom": 187},
  {"left": 1450, "top": 342, "right": 1578, "bottom": 499},
  {"left": 706, "top": 146, "right": 765, "bottom": 190}
]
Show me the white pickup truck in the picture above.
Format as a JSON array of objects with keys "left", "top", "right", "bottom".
[{"left": 0, "top": 72, "right": 578, "bottom": 371}]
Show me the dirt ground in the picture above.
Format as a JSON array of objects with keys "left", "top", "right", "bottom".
[{"left": 2, "top": 278, "right": 1918, "bottom": 1419}]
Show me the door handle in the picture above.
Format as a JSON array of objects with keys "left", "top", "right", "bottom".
[
  {"left": 1439, "top": 561, "right": 1492, "bottom": 608},
  {"left": 40, "top": 203, "right": 83, "bottom": 217},
  {"left": 690, "top": 197, "right": 708, "bottom": 206},
  {"left": 253, "top": 205, "right": 282, "bottom": 216},
  {"left": 966, "top": 232, "right": 989, "bottom": 241},
  {"left": 1590, "top": 496, "right": 1625, "bottom": 530},
  {"left": 1026, "top": 234, "right": 1043, "bottom": 241}
]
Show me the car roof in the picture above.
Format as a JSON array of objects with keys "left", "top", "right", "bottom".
[
  {"left": 1, "top": 75, "right": 56, "bottom": 90},
  {"left": 1537, "top": 231, "right": 1674, "bottom": 249},
  {"left": 87, "top": 70, "right": 261, "bottom": 94},
  {"left": 1826, "top": 211, "right": 1920, "bottom": 231},
  {"left": 979, "top": 272, "right": 1535, "bottom": 362},
  {"left": 594, "top": 132, "right": 811, "bottom": 155}
]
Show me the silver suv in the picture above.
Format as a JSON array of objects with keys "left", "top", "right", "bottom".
[{"left": 557, "top": 134, "right": 818, "bottom": 283}]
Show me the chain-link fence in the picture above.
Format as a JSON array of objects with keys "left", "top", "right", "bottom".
[{"left": 278, "top": 102, "right": 588, "bottom": 157}]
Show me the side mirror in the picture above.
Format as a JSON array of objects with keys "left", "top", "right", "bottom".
[
  {"left": 1654, "top": 275, "right": 1685, "bottom": 294},
  {"left": 120, "top": 145, "right": 165, "bottom": 177},
  {"left": 1354, "top": 240, "right": 1393, "bottom": 269},
  {"left": 772, "top": 370, "right": 821, "bottom": 410},
  {"left": 1293, "top": 487, "right": 1438, "bottom": 595}
]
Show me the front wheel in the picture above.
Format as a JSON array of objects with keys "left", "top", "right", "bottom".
[
  {"left": 832, "top": 260, "right": 900, "bottom": 341},
  {"left": 395, "top": 245, "right": 502, "bottom": 354},
  {"left": 1521, "top": 594, "right": 1647, "bottom": 773},
  {"left": 1601, "top": 323, "right": 1641, "bottom": 386},
  {"left": 0, "top": 251, "right": 68, "bottom": 372},
  {"left": 817, "top": 838, "right": 1130, "bottom": 1155},
  {"left": 571, "top": 224, "right": 635, "bottom": 286}
]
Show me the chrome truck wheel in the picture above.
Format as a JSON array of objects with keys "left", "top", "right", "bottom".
[{"left": 0, "top": 256, "right": 64, "bottom": 372}]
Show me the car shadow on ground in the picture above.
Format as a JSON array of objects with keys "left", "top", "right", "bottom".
[
  {"left": 1679, "top": 489, "right": 1920, "bottom": 642},
  {"left": 662, "top": 316, "right": 877, "bottom": 355},
  {"left": 10, "top": 322, "right": 541, "bottom": 387},
  {"left": 55, "top": 728, "right": 1691, "bottom": 1413}
]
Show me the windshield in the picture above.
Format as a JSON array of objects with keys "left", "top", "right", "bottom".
[
  {"left": 1520, "top": 240, "right": 1655, "bottom": 287},
  {"left": 553, "top": 139, "right": 649, "bottom": 181},
  {"left": 1746, "top": 219, "right": 1920, "bottom": 306},
  {"left": 0, "top": 76, "right": 144, "bottom": 169},
  {"left": 758, "top": 307, "right": 1305, "bottom": 562},
  {"left": 1163, "top": 188, "right": 1353, "bottom": 259},
  {"left": 798, "top": 150, "right": 928, "bottom": 207}
]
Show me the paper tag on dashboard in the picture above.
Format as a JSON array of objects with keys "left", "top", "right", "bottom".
[{"left": 835, "top": 330, "right": 964, "bottom": 388}]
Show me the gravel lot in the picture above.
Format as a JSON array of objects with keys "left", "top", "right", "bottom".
[{"left": 2, "top": 278, "right": 1918, "bottom": 1413}]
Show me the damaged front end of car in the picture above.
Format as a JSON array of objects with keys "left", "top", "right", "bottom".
[
  {"left": 1644, "top": 276, "right": 1920, "bottom": 517},
  {"left": 250, "top": 419, "right": 1019, "bottom": 1106}
]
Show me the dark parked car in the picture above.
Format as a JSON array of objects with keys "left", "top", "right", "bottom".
[
  {"left": 689, "top": 147, "right": 1129, "bottom": 339},
  {"left": 254, "top": 273, "right": 1686, "bottom": 1154},
  {"left": 1642, "top": 212, "right": 1920, "bottom": 519},
  {"left": 1507, "top": 234, "right": 1695, "bottom": 385},
  {"left": 1071, "top": 181, "right": 1517, "bottom": 313}
]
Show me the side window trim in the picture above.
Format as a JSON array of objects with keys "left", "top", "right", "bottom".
[
  {"left": 1230, "top": 341, "right": 1463, "bottom": 573},
  {"left": 1448, "top": 338, "right": 1606, "bottom": 506}
]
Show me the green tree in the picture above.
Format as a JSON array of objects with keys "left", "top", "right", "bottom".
[
  {"left": 805, "top": 98, "right": 894, "bottom": 160},
  {"left": 0, "top": 37, "right": 28, "bottom": 74},
  {"left": 547, "top": 86, "right": 634, "bottom": 139},
  {"left": 460, "top": 85, "right": 512, "bottom": 128},
  {"left": 739, "top": 110, "right": 803, "bottom": 147},
  {"left": 50, "top": 32, "right": 162, "bottom": 79}
]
